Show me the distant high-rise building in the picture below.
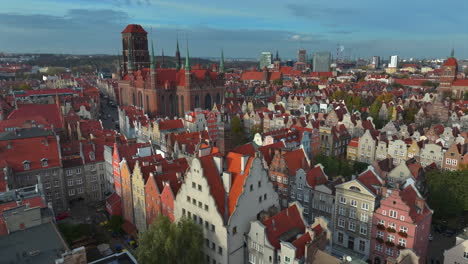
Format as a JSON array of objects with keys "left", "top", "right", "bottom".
[
  {"left": 259, "top": 52, "right": 273, "bottom": 69},
  {"left": 389, "top": 55, "right": 399, "bottom": 68},
  {"left": 371, "top": 56, "right": 380, "bottom": 69},
  {"left": 312, "top": 51, "right": 331, "bottom": 72},
  {"left": 298, "top": 49, "right": 307, "bottom": 63}
]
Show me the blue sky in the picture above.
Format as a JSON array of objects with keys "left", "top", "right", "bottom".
[{"left": 1, "top": 0, "right": 467, "bottom": 59}]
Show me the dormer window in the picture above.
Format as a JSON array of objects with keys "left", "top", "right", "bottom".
[
  {"left": 89, "top": 151, "right": 95, "bottom": 161},
  {"left": 41, "top": 158, "right": 48, "bottom": 167},
  {"left": 23, "top": 160, "right": 30, "bottom": 170}
]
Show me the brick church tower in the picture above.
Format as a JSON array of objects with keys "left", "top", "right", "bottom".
[{"left": 121, "top": 24, "right": 150, "bottom": 73}]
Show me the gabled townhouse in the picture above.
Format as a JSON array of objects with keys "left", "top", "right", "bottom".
[
  {"left": 387, "top": 140, "right": 408, "bottom": 166},
  {"left": 269, "top": 148, "right": 310, "bottom": 208},
  {"left": 150, "top": 118, "right": 185, "bottom": 147},
  {"left": 246, "top": 203, "right": 323, "bottom": 264},
  {"left": 290, "top": 164, "right": 340, "bottom": 224},
  {"left": 406, "top": 140, "right": 420, "bottom": 160},
  {"left": 370, "top": 183, "right": 432, "bottom": 264},
  {"left": 333, "top": 167, "right": 384, "bottom": 259},
  {"left": 320, "top": 124, "right": 351, "bottom": 157},
  {"left": 347, "top": 138, "right": 359, "bottom": 161},
  {"left": 174, "top": 151, "right": 280, "bottom": 264},
  {"left": 145, "top": 157, "right": 187, "bottom": 224},
  {"left": 358, "top": 130, "right": 377, "bottom": 164},
  {"left": 376, "top": 140, "right": 389, "bottom": 161},
  {"left": 442, "top": 143, "right": 464, "bottom": 171},
  {"left": 419, "top": 143, "right": 444, "bottom": 168}
]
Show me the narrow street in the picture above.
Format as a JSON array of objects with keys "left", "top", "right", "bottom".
[{"left": 100, "top": 96, "right": 119, "bottom": 130}]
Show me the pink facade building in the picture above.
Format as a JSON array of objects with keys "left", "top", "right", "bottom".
[{"left": 370, "top": 184, "right": 432, "bottom": 264}]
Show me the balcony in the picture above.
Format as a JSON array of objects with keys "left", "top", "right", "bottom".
[
  {"left": 385, "top": 241, "right": 395, "bottom": 247},
  {"left": 398, "top": 231, "right": 408, "bottom": 238},
  {"left": 386, "top": 227, "right": 396, "bottom": 233}
]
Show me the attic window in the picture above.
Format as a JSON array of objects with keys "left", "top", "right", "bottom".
[
  {"left": 350, "top": 186, "right": 361, "bottom": 192},
  {"left": 89, "top": 151, "right": 95, "bottom": 161},
  {"left": 41, "top": 158, "right": 48, "bottom": 167},
  {"left": 23, "top": 160, "right": 30, "bottom": 170}
]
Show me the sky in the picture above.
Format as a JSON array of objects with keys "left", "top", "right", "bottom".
[{"left": 1, "top": 0, "right": 467, "bottom": 59}]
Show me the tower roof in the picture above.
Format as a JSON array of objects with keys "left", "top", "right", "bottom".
[
  {"left": 122, "top": 24, "right": 147, "bottom": 34},
  {"left": 443, "top": 57, "right": 458, "bottom": 67},
  {"left": 219, "top": 49, "right": 224, "bottom": 73},
  {"left": 185, "top": 41, "right": 191, "bottom": 71},
  {"left": 150, "top": 39, "right": 156, "bottom": 70}
]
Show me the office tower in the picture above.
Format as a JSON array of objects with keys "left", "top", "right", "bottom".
[
  {"left": 371, "top": 56, "right": 380, "bottom": 69},
  {"left": 259, "top": 52, "right": 273, "bottom": 69},
  {"left": 389, "top": 55, "right": 399, "bottom": 68},
  {"left": 298, "top": 49, "right": 307, "bottom": 63},
  {"left": 312, "top": 51, "right": 331, "bottom": 72}
]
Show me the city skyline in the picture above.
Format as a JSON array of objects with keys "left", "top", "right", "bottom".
[{"left": 1, "top": 0, "right": 468, "bottom": 58}]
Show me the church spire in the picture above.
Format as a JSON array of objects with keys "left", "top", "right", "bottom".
[
  {"left": 175, "top": 38, "right": 181, "bottom": 70},
  {"left": 161, "top": 49, "right": 165, "bottom": 69},
  {"left": 275, "top": 50, "right": 279, "bottom": 61},
  {"left": 185, "top": 40, "right": 191, "bottom": 71},
  {"left": 150, "top": 39, "right": 156, "bottom": 70},
  {"left": 219, "top": 49, "right": 225, "bottom": 74},
  {"left": 450, "top": 47, "right": 455, "bottom": 58}
]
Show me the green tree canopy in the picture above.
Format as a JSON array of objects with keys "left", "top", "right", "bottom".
[
  {"left": 427, "top": 170, "right": 468, "bottom": 220},
  {"left": 137, "top": 215, "right": 204, "bottom": 264},
  {"left": 231, "top": 115, "right": 248, "bottom": 146}
]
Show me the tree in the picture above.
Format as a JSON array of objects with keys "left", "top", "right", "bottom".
[
  {"left": 427, "top": 170, "right": 468, "bottom": 220},
  {"left": 272, "top": 79, "right": 283, "bottom": 85},
  {"left": 387, "top": 105, "right": 394, "bottom": 120},
  {"left": 14, "top": 83, "right": 32, "bottom": 90},
  {"left": 250, "top": 124, "right": 263, "bottom": 138},
  {"left": 137, "top": 215, "right": 204, "bottom": 264},
  {"left": 403, "top": 107, "right": 418, "bottom": 124},
  {"left": 231, "top": 116, "right": 248, "bottom": 146},
  {"left": 369, "top": 101, "right": 381, "bottom": 119},
  {"left": 108, "top": 215, "right": 124, "bottom": 233}
]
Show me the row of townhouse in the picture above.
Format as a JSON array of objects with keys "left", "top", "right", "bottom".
[
  {"left": 0, "top": 127, "right": 107, "bottom": 214},
  {"left": 350, "top": 126, "right": 468, "bottom": 170},
  {"left": 331, "top": 168, "right": 432, "bottom": 264}
]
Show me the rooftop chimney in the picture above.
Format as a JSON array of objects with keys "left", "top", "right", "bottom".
[
  {"left": 213, "top": 156, "right": 223, "bottom": 175},
  {"left": 240, "top": 155, "right": 249, "bottom": 174},
  {"left": 222, "top": 172, "right": 231, "bottom": 193}
]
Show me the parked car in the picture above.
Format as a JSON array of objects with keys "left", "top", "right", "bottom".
[
  {"left": 442, "top": 229, "right": 456, "bottom": 237},
  {"left": 55, "top": 211, "right": 70, "bottom": 221}
]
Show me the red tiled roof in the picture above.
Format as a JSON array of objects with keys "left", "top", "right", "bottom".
[
  {"left": 0, "top": 134, "right": 61, "bottom": 172},
  {"left": 226, "top": 152, "right": 253, "bottom": 216},
  {"left": 400, "top": 184, "right": 432, "bottom": 223},
  {"left": 284, "top": 149, "right": 309, "bottom": 175},
  {"left": 199, "top": 154, "right": 226, "bottom": 218},
  {"left": 240, "top": 71, "right": 263, "bottom": 81},
  {"left": 357, "top": 168, "right": 382, "bottom": 195},
  {"left": 263, "top": 204, "right": 305, "bottom": 249},
  {"left": 306, "top": 165, "right": 328, "bottom": 188},
  {"left": 452, "top": 79, "right": 468, "bottom": 87},
  {"left": 121, "top": 24, "right": 147, "bottom": 34},
  {"left": 394, "top": 79, "right": 424, "bottom": 86},
  {"left": 158, "top": 119, "right": 184, "bottom": 131},
  {"left": 443, "top": 57, "right": 458, "bottom": 67},
  {"left": 8, "top": 104, "right": 62, "bottom": 129},
  {"left": 292, "top": 232, "right": 312, "bottom": 260}
]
